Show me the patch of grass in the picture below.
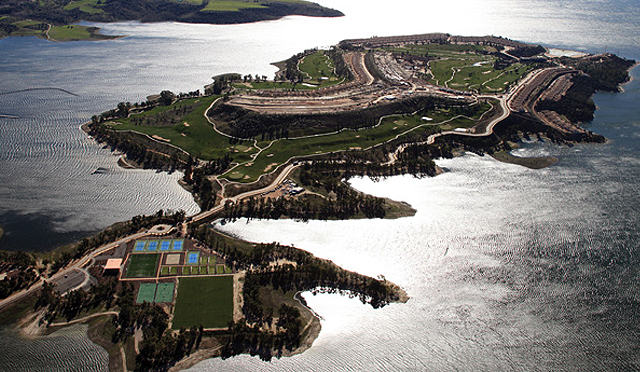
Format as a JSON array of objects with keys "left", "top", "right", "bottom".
[
  {"left": 299, "top": 51, "right": 337, "bottom": 83},
  {"left": 125, "top": 254, "right": 160, "bottom": 278},
  {"left": 64, "top": 0, "right": 105, "bottom": 14},
  {"left": 172, "top": 276, "right": 233, "bottom": 329},
  {"left": 49, "top": 25, "right": 95, "bottom": 41},
  {"left": 110, "top": 95, "right": 257, "bottom": 161},
  {"left": 201, "top": 0, "right": 267, "bottom": 12}
]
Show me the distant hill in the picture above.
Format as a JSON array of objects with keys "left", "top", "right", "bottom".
[{"left": 0, "top": 0, "right": 343, "bottom": 40}]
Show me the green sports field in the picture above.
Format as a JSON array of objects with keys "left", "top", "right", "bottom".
[
  {"left": 125, "top": 254, "right": 160, "bottom": 278},
  {"left": 172, "top": 276, "right": 233, "bottom": 329},
  {"left": 155, "top": 282, "right": 175, "bottom": 303},
  {"left": 136, "top": 283, "right": 157, "bottom": 304}
]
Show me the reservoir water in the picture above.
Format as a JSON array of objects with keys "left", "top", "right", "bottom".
[{"left": 1, "top": 0, "right": 639, "bottom": 370}]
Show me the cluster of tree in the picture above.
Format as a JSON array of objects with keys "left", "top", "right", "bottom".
[
  {"left": 0, "top": 268, "right": 37, "bottom": 299},
  {"left": 87, "top": 122, "right": 188, "bottom": 170},
  {"left": 295, "top": 134, "right": 443, "bottom": 181},
  {"left": 136, "top": 323, "right": 203, "bottom": 372},
  {"left": 561, "top": 54, "right": 636, "bottom": 92},
  {"left": 182, "top": 154, "right": 231, "bottom": 210},
  {"left": 92, "top": 90, "right": 182, "bottom": 124},
  {"left": 279, "top": 51, "right": 306, "bottom": 83},
  {"left": 0, "top": 250, "right": 36, "bottom": 269},
  {"left": 221, "top": 304, "right": 301, "bottom": 361},
  {"left": 176, "top": 90, "right": 201, "bottom": 100},
  {"left": 327, "top": 48, "right": 352, "bottom": 80},
  {"left": 35, "top": 278, "right": 118, "bottom": 323},
  {"left": 50, "top": 210, "right": 185, "bottom": 274},
  {"left": 242, "top": 74, "right": 269, "bottom": 83},
  {"left": 206, "top": 73, "right": 243, "bottom": 95},
  {"left": 36, "top": 275, "right": 203, "bottom": 371},
  {"left": 221, "top": 186, "right": 385, "bottom": 222},
  {"left": 508, "top": 45, "right": 546, "bottom": 58}
]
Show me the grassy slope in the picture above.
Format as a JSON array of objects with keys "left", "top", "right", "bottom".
[
  {"left": 225, "top": 107, "right": 489, "bottom": 182},
  {"left": 387, "top": 43, "right": 531, "bottom": 94},
  {"left": 111, "top": 92, "right": 492, "bottom": 183},
  {"left": 110, "top": 96, "right": 257, "bottom": 162}
]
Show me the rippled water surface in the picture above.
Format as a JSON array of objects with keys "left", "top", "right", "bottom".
[
  {"left": 1, "top": 0, "right": 639, "bottom": 370},
  {"left": 0, "top": 324, "right": 108, "bottom": 371}
]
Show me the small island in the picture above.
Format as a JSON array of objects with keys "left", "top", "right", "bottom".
[
  {"left": 0, "top": 33, "right": 635, "bottom": 372},
  {"left": 0, "top": 0, "right": 343, "bottom": 41}
]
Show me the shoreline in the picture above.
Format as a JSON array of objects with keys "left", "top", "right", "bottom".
[{"left": 10, "top": 33, "right": 630, "bottom": 372}]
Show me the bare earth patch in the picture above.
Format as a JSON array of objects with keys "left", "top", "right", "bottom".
[
  {"left": 152, "top": 135, "right": 170, "bottom": 142},
  {"left": 263, "top": 162, "right": 278, "bottom": 172}
]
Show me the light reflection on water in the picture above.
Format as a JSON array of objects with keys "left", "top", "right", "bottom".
[
  {"left": 203, "top": 143, "right": 640, "bottom": 371},
  {"left": 0, "top": 0, "right": 639, "bottom": 369}
]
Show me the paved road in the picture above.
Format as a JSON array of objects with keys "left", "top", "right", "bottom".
[
  {"left": 0, "top": 231, "right": 149, "bottom": 311},
  {"left": 191, "top": 162, "right": 299, "bottom": 223}
]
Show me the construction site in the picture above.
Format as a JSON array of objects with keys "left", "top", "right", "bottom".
[{"left": 218, "top": 33, "right": 592, "bottom": 138}]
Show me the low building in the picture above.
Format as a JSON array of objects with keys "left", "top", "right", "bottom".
[{"left": 103, "top": 258, "right": 123, "bottom": 276}]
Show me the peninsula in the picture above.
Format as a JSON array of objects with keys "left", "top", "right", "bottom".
[
  {"left": 0, "top": 33, "right": 634, "bottom": 372},
  {"left": 0, "top": 0, "right": 343, "bottom": 41}
]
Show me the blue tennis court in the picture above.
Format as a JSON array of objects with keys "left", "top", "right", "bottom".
[
  {"left": 147, "top": 241, "right": 158, "bottom": 251},
  {"left": 187, "top": 251, "right": 199, "bottom": 264},
  {"left": 172, "top": 240, "right": 184, "bottom": 251},
  {"left": 134, "top": 241, "right": 146, "bottom": 252},
  {"left": 160, "top": 241, "right": 171, "bottom": 251}
]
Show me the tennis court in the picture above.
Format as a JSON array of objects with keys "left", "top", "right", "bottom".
[
  {"left": 134, "top": 241, "right": 146, "bottom": 252},
  {"left": 136, "top": 283, "right": 157, "bottom": 304},
  {"left": 147, "top": 240, "right": 158, "bottom": 251},
  {"left": 187, "top": 251, "right": 200, "bottom": 265},
  {"left": 154, "top": 282, "right": 175, "bottom": 303},
  {"left": 133, "top": 239, "right": 184, "bottom": 252},
  {"left": 160, "top": 241, "right": 171, "bottom": 251},
  {"left": 172, "top": 240, "right": 184, "bottom": 251}
]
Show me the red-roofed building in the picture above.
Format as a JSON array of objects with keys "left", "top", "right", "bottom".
[{"left": 103, "top": 258, "right": 123, "bottom": 275}]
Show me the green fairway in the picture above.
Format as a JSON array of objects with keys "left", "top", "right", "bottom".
[
  {"left": 223, "top": 106, "right": 482, "bottom": 182},
  {"left": 384, "top": 42, "right": 530, "bottom": 94},
  {"left": 298, "top": 51, "right": 340, "bottom": 86},
  {"left": 109, "top": 95, "right": 257, "bottom": 161},
  {"left": 49, "top": 25, "right": 103, "bottom": 41},
  {"left": 125, "top": 254, "right": 160, "bottom": 278},
  {"left": 172, "top": 276, "right": 234, "bottom": 329},
  {"left": 136, "top": 283, "right": 157, "bottom": 304}
]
